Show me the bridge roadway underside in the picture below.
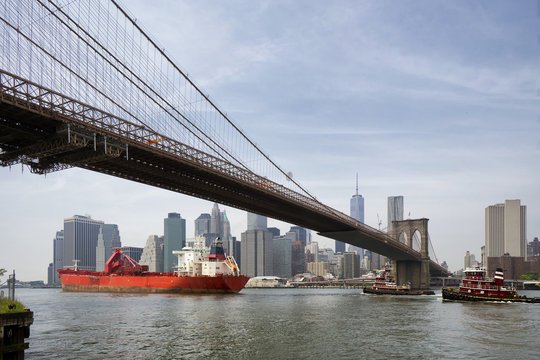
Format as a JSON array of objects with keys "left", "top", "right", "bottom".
[{"left": 0, "top": 79, "right": 448, "bottom": 278}]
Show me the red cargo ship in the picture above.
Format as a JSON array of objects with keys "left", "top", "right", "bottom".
[
  {"left": 58, "top": 239, "right": 249, "bottom": 294},
  {"left": 442, "top": 266, "right": 539, "bottom": 303}
]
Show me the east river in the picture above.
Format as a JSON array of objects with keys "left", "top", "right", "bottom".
[{"left": 15, "top": 288, "right": 540, "bottom": 359}]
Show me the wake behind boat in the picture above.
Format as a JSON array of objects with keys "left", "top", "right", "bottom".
[{"left": 57, "top": 238, "right": 249, "bottom": 294}]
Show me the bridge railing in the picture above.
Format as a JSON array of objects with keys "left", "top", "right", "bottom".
[{"left": 0, "top": 68, "right": 422, "bottom": 259}]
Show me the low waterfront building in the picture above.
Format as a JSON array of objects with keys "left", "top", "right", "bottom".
[
  {"left": 245, "top": 276, "right": 288, "bottom": 288},
  {"left": 487, "top": 254, "right": 540, "bottom": 280}
]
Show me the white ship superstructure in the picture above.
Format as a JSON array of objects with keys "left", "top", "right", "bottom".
[{"left": 173, "top": 238, "right": 240, "bottom": 277}]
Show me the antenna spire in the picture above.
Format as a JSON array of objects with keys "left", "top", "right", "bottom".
[{"left": 356, "top": 173, "right": 358, "bottom": 196}]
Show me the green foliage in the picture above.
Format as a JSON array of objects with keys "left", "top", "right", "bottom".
[
  {"left": 0, "top": 298, "right": 26, "bottom": 313},
  {"left": 519, "top": 272, "right": 539, "bottom": 280},
  {"left": 0, "top": 268, "right": 6, "bottom": 277}
]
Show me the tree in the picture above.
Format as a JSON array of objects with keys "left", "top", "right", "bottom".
[
  {"left": 519, "top": 272, "right": 539, "bottom": 280},
  {"left": 0, "top": 268, "right": 6, "bottom": 278}
]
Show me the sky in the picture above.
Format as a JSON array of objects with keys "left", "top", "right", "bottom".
[{"left": 1, "top": 0, "right": 539, "bottom": 281}]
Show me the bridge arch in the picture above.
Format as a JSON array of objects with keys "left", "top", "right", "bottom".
[{"left": 389, "top": 218, "right": 429, "bottom": 258}]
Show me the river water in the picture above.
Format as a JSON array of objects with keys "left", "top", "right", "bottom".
[{"left": 14, "top": 288, "right": 540, "bottom": 359}]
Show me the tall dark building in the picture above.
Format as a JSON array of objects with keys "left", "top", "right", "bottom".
[
  {"left": 47, "top": 263, "right": 54, "bottom": 285},
  {"left": 291, "top": 240, "right": 305, "bottom": 275},
  {"left": 241, "top": 229, "right": 273, "bottom": 277},
  {"left": 528, "top": 237, "right": 540, "bottom": 257},
  {"left": 233, "top": 237, "right": 241, "bottom": 269},
  {"left": 335, "top": 240, "right": 346, "bottom": 254},
  {"left": 194, "top": 213, "right": 211, "bottom": 237},
  {"left": 268, "top": 227, "right": 281, "bottom": 238},
  {"left": 164, "top": 212, "right": 186, "bottom": 272},
  {"left": 121, "top": 246, "right": 144, "bottom": 263},
  {"left": 343, "top": 252, "right": 361, "bottom": 279},
  {"left": 53, "top": 230, "right": 64, "bottom": 283},
  {"left": 289, "top": 226, "right": 307, "bottom": 246},
  {"left": 63, "top": 215, "right": 104, "bottom": 271}
]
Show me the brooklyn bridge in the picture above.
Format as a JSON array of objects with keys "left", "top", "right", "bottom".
[{"left": 0, "top": 0, "right": 450, "bottom": 288}]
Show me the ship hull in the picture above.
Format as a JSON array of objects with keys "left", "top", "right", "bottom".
[
  {"left": 363, "top": 287, "right": 435, "bottom": 295},
  {"left": 442, "top": 287, "right": 540, "bottom": 303},
  {"left": 58, "top": 271, "right": 249, "bottom": 294}
]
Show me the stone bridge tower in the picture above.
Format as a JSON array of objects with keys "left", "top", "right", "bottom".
[{"left": 388, "top": 218, "right": 430, "bottom": 290}]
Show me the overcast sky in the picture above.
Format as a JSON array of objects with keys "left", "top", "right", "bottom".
[{"left": 1, "top": 0, "right": 539, "bottom": 281}]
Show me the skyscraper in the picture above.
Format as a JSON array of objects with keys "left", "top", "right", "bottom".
[
  {"left": 241, "top": 228, "right": 273, "bottom": 277},
  {"left": 201, "top": 204, "right": 233, "bottom": 254},
  {"left": 247, "top": 212, "right": 267, "bottom": 230},
  {"left": 139, "top": 235, "right": 164, "bottom": 272},
  {"left": 273, "top": 234, "right": 292, "bottom": 278},
  {"left": 464, "top": 251, "right": 472, "bottom": 269},
  {"left": 348, "top": 174, "right": 365, "bottom": 258},
  {"left": 95, "top": 224, "right": 121, "bottom": 271},
  {"left": 289, "top": 226, "right": 307, "bottom": 246},
  {"left": 335, "top": 239, "right": 346, "bottom": 254},
  {"left": 63, "top": 215, "right": 104, "bottom": 271},
  {"left": 121, "top": 246, "right": 144, "bottom": 263},
  {"left": 268, "top": 227, "right": 281, "bottom": 237},
  {"left": 387, "top": 196, "right": 404, "bottom": 230},
  {"left": 343, "top": 252, "right": 361, "bottom": 279},
  {"left": 47, "top": 262, "right": 54, "bottom": 285},
  {"left": 96, "top": 227, "right": 106, "bottom": 272},
  {"left": 194, "top": 213, "right": 211, "bottom": 237},
  {"left": 350, "top": 175, "right": 365, "bottom": 223},
  {"left": 222, "top": 210, "right": 232, "bottom": 255},
  {"left": 241, "top": 211, "right": 273, "bottom": 277},
  {"left": 485, "top": 200, "right": 527, "bottom": 258},
  {"left": 210, "top": 203, "right": 222, "bottom": 235},
  {"left": 305, "top": 241, "right": 319, "bottom": 262},
  {"left": 383, "top": 195, "right": 404, "bottom": 270},
  {"left": 164, "top": 213, "right": 186, "bottom": 272},
  {"left": 53, "top": 230, "right": 64, "bottom": 283}
]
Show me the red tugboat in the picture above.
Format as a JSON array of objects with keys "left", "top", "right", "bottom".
[
  {"left": 442, "top": 266, "right": 540, "bottom": 303},
  {"left": 363, "top": 267, "right": 435, "bottom": 295},
  {"left": 58, "top": 238, "right": 249, "bottom": 294}
]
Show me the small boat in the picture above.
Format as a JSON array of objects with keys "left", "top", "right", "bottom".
[
  {"left": 442, "top": 266, "right": 540, "bottom": 303},
  {"left": 58, "top": 238, "right": 249, "bottom": 294},
  {"left": 363, "top": 267, "right": 435, "bottom": 295}
]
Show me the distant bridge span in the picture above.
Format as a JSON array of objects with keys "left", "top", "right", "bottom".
[{"left": 0, "top": 70, "right": 448, "bottom": 276}]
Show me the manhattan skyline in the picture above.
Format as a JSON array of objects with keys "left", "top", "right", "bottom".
[{"left": 1, "top": 0, "right": 539, "bottom": 281}]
